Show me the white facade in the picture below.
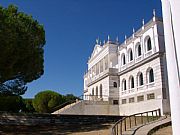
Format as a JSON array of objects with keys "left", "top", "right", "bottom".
[
  {"left": 161, "top": 0, "right": 180, "bottom": 134},
  {"left": 84, "top": 16, "right": 170, "bottom": 116}
]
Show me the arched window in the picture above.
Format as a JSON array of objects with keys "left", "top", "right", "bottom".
[
  {"left": 149, "top": 68, "right": 154, "bottom": 83},
  {"left": 138, "top": 45, "right": 142, "bottom": 56},
  {"left": 96, "top": 86, "right": 98, "bottom": 96},
  {"left": 100, "top": 84, "right": 102, "bottom": 98},
  {"left": 113, "top": 82, "right": 117, "bottom": 88},
  {"left": 122, "top": 79, "right": 127, "bottom": 90},
  {"left": 128, "top": 49, "right": 133, "bottom": 61},
  {"left": 138, "top": 72, "right": 143, "bottom": 86},
  {"left": 92, "top": 88, "right": 94, "bottom": 95},
  {"left": 129, "top": 76, "right": 134, "bottom": 89},
  {"left": 122, "top": 54, "right": 126, "bottom": 65},
  {"left": 147, "top": 37, "right": 152, "bottom": 51}
]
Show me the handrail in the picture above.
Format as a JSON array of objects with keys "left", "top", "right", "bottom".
[{"left": 111, "top": 108, "right": 161, "bottom": 135}]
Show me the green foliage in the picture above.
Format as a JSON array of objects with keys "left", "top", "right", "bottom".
[
  {"left": 0, "top": 94, "right": 23, "bottom": 112},
  {"left": 64, "top": 94, "right": 79, "bottom": 102},
  {"left": 22, "top": 98, "right": 35, "bottom": 113},
  {"left": 33, "top": 90, "right": 65, "bottom": 113},
  {"left": 0, "top": 5, "right": 46, "bottom": 95}
]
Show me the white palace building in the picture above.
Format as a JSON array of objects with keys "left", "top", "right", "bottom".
[{"left": 83, "top": 14, "right": 170, "bottom": 115}]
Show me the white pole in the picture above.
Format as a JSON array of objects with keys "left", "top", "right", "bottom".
[{"left": 161, "top": 0, "right": 180, "bottom": 134}]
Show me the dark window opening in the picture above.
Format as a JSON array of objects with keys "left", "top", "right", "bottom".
[
  {"left": 100, "top": 84, "right": 102, "bottom": 98},
  {"left": 137, "top": 95, "right": 144, "bottom": 102},
  {"left": 147, "top": 93, "right": 155, "bottom": 100},
  {"left": 96, "top": 86, "right": 98, "bottom": 96},
  {"left": 113, "top": 100, "right": 119, "bottom": 105},
  {"left": 113, "top": 82, "right": 117, "bottom": 88},
  {"left": 131, "top": 77, "right": 134, "bottom": 88},
  {"left": 122, "top": 99, "right": 127, "bottom": 104},
  {"left": 139, "top": 73, "right": 143, "bottom": 86},
  {"left": 149, "top": 69, "right": 154, "bottom": 83},
  {"left": 138, "top": 45, "right": 142, "bottom": 56},
  {"left": 130, "top": 50, "right": 133, "bottom": 61},
  {"left": 147, "top": 38, "right": 152, "bottom": 51},
  {"left": 92, "top": 88, "right": 94, "bottom": 95},
  {"left": 123, "top": 80, "right": 127, "bottom": 90},
  {"left": 122, "top": 54, "right": 126, "bottom": 65},
  {"left": 129, "top": 97, "right": 135, "bottom": 103}
]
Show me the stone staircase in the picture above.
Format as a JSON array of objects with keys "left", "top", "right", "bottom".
[
  {"left": 52, "top": 100, "right": 119, "bottom": 115},
  {"left": 52, "top": 100, "right": 82, "bottom": 114}
]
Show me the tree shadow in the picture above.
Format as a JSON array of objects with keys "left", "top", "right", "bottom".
[{"left": 0, "top": 122, "right": 113, "bottom": 135}]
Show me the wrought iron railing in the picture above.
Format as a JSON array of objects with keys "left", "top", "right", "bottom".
[{"left": 111, "top": 109, "right": 161, "bottom": 135}]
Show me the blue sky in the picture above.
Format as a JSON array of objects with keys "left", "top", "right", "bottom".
[{"left": 0, "top": 0, "right": 162, "bottom": 98}]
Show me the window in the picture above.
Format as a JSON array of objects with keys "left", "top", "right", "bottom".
[
  {"left": 92, "top": 88, "right": 94, "bottom": 95},
  {"left": 129, "top": 76, "right": 134, "bottom": 89},
  {"left": 113, "top": 100, "right": 119, "bottom": 105},
  {"left": 122, "top": 99, "right": 127, "bottom": 104},
  {"left": 113, "top": 82, "right": 117, "bottom": 88},
  {"left": 100, "top": 84, "right": 102, "bottom": 98},
  {"left": 147, "top": 37, "right": 152, "bottom": 51},
  {"left": 147, "top": 68, "right": 154, "bottom": 83},
  {"left": 138, "top": 45, "right": 142, "bottom": 56},
  {"left": 147, "top": 93, "right": 155, "bottom": 100},
  {"left": 138, "top": 72, "right": 143, "bottom": 86},
  {"left": 129, "top": 97, "right": 135, "bottom": 103},
  {"left": 135, "top": 43, "right": 142, "bottom": 57},
  {"left": 137, "top": 95, "right": 144, "bottom": 102},
  {"left": 129, "top": 49, "right": 133, "bottom": 61},
  {"left": 149, "top": 69, "right": 154, "bottom": 83},
  {"left": 122, "top": 79, "right": 127, "bottom": 90},
  {"left": 122, "top": 54, "right": 126, "bottom": 65},
  {"left": 96, "top": 86, "right": 98, "bottom": 96}
]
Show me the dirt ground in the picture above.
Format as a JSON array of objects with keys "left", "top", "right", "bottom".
[
  {"left": 68, "top": 126, "right": 111, "bottom": 135},
  {"left": 0, "top": 123, "right": 113, "bottom": 135},
  {"left": 152, "top": 126, "right": 172, "bottom": 135}
]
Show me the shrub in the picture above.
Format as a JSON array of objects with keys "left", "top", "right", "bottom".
[
  {"left": 0, "top": 94, "right": 23, "bottom": 112},
  {"left": 33, "top": 90, "right": 65, "bottom": 113},
  {"left": 21, "top": 98, "right": 35, "bottom": 113}
]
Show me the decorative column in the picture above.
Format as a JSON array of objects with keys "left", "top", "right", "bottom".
[{"left": 161, "top": 0, "right": 180, "bottom": 134}]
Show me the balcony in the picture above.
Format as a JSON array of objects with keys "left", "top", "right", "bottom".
[
  {"left": 145, "top": 50, "right": 153, "bottom": 57},
  {"left": 135, "top": 55, "right": 143, "bottom": 63},
  {"left": 146, "top": 82, "right": 155, "bottom": 89},
  {"left": 85, "top": 68, "right": 118, "bottom": 86},
  {"left": 127, "top": 60, "right": 135, "bottom": 68}
]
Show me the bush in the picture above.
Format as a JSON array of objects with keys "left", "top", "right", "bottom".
[
  {"left": 64, "top": 94, "right": 79, "bottom": 102},
  {"left": 0, "top": 94, "right": 23, "bottom": 112},
  {"left": 33, "top": 90, "right": 65, "bottom": 113},
  {"left": 21, "top": 98, "right": 35, "bottom": 113}
]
